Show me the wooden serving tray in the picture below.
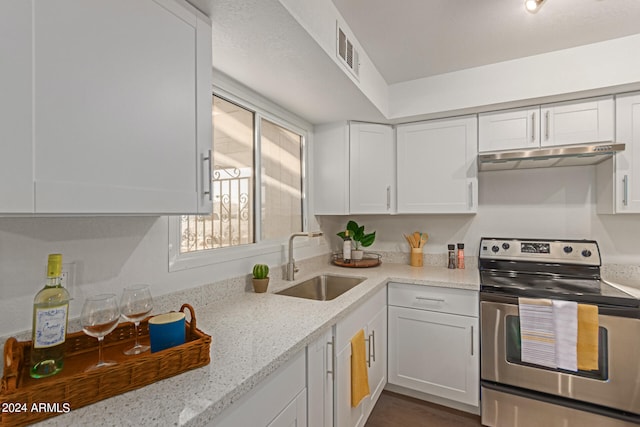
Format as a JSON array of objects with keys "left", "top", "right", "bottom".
[
  {"left": 0, "top": 304, "right": 211, "bottom": 426},
  {"left": 332, "top": 252, "right": 382, "bottom": 268}
]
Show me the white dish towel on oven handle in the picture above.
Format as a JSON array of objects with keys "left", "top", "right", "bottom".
[
  {"left": 518, "top": 298, "right": 556, "bottom": 368},
  {"left": 552, "top": 300, "right": 578, "bottom": 372}
]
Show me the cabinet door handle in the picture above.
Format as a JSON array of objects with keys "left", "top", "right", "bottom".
[
  {"left": 386, "top": 185, "right": 391, "bottom": 210},
  {"left": 365, "top": 334, "right": 372, "bottom": 368},
  {"left": 470, "top": 326, "right": 474, "bottom": 356},
  {"left": 623, "top": 175, "right": 629, "bottom": 207},
  {"left": 371, "top": 330, "right": 376, "bottom": 363},
  {"left": 531, "top": 112, "right": 536, "bottom": 142},
  {"left": 468, "top": 182, "right": 474, "bottom": 209},
  {"left": 327, "top": 336, "right": 335, "bottom": 376},
  {"left": 415, "top": 296, "right": 445, "bottom": 303},
  {"left": 545, "top": 111, "right": 550, "bottom": 141},
  {"left": 203, "top": 149, "right": 213, "bottom": 201}
]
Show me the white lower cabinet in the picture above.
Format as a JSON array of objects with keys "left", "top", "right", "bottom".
[
  {"left": 267, "top": 389, "right": 307, "bottom": 427},
  {"left": 335, "top": 287, "right": 387, "bottom": 427},
  {"left": 307, "top": 328, "right": 335, "bottom": 427},
  {"left": 387, "top": 283, "right": 479, "bottom": 409},
  {"left": 211, "top": 350, "right": 307, "bottom": 427},
  {"left": 212, "top": 282, "right": 480, "bottom": 426}
]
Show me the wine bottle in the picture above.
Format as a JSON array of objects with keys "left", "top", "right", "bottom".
[
  {"left": 343, "top": 230, "right": 352, "bottom": 263},
  {"left": 30, "top": 254, "right": 70, "bottom": 378}
]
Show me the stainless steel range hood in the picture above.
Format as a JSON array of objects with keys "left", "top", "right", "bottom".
[{"left": 478, "top": 142, "right": 625, "bottom": 171}]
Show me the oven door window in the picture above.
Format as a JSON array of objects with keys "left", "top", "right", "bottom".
[{"left": 505, "top": 315, "right": 609, "bottom": 380}]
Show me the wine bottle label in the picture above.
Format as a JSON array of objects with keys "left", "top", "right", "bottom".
[
  {"left": 343, "top": 241, "right": 352, "bottom": 260},
  {"left": 33, "top": 305, "right": 68, "bottom": 348}
]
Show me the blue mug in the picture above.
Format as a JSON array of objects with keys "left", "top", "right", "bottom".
[{"left": 148, "top": 312, "right": 186, "bottom": 353}]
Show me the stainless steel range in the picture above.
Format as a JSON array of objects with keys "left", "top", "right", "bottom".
[{"left": 479, "top": 238, "right": 640, "bottom": 427}]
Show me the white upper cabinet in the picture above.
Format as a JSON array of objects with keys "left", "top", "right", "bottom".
[
  {"left": 396, "top": 116, "right": 478, "bottom": 213},
  {"left": 615, "top": 92, "right": 640, "bottom": 212},
  {"left": 540, "top": 96, "right": 614, "bottom": 147},
  {"left": 479, "top": 107, "right": 540, "bottom": 152},
  {"left": 0, "top": 2, "right": 34, "bottom": 213},
  {"left": 1, "top": 0, "right": 212, "bottom": 214},
  {"left": 313, "top": 121, "right": 394, "bottom": 215},
  {"left": 479, "top": 96, "right": 614, "bottom": 153},
  {"left": 597, "top": 92, "right": 640, "bottom": 214},
  {"left": 349, "top": 122, "right": 395, "bottom": 214},
  {"left": 313, "top": 122, "right": 350, "bottom": 215}
]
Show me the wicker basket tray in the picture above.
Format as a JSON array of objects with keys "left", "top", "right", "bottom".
[{"left": 0, "top": 304, "right": 211, "bottom": 426}]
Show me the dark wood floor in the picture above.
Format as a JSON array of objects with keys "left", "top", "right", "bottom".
[{"left": 365, "top": 391, "right": 482, "bottom": 427}]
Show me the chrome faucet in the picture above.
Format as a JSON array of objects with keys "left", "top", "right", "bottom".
[{"left": 286, "top": 231, "right": 323, "bottom": 280}]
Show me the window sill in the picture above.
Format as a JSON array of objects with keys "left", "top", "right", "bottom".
[
  {"left": 168, "top": 216, "right": 315, "bottom": 272},
  {"left": 168, "top": 241, "right": 288, "bottom": 272}
]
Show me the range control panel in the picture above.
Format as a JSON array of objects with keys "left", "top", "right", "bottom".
[{"left": 479, "top": 238, "right": 601, "bottom": 266}]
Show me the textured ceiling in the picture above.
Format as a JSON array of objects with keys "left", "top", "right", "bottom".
[
  {"left": 331, "top": 0, "right": 640, "bottom": 84},
  {"left": 188, "top": 0, "right": 640, "bottom": 124}
]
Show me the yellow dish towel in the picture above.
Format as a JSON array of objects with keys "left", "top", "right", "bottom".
[
  {"left": 577, "top": 304, "right": 599, "bottom": 371},
  {"left": 350, "top": 329, "right": 370, "bottom": 408}
]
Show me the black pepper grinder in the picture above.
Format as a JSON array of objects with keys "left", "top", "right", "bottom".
[{"left": 447, "top": 244, "right": 456, "bottom": 269}]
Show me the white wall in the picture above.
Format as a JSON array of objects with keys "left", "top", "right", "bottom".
[
  {"left": 389, "top": 34, "right": 640, "bottom": 121},
  {"left": 0, "top": 216, "right": 329, "bottom": 337},
  {"left": 318, "top": 166, "right": 640, "bottom": 264}
]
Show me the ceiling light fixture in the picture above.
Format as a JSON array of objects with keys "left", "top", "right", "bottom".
[{"left": 525, "top": 0, "right": 546, "bottom": 13}]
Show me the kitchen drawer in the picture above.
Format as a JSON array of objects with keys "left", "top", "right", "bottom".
[{"left": 388, "top": 282, "right": 478, "bottom": 317}]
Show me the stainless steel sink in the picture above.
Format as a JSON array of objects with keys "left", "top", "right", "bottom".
[{"left": 276, "top": 274, "right": 365, "bottom": 301}]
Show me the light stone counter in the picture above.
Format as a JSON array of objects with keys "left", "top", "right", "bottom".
[
  {"left": 34, "top": 262, "right": 479, "bottom": 427},
  {"left": 602, "top": 264, "right": 640, "bottom": 298}
]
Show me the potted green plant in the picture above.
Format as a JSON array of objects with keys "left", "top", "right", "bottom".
[
  {"left": 336, "top": 220, "right": 376, "bottom": 260},
  {"left": 252, "top": 264, "right": 270, "bottom": 293}
]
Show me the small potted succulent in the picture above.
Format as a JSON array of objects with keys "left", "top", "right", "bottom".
[
  {"left": 252, "top": 264, "right": 270, "bottom": 293},
  {"left": 337, "top": 220, "right": 376, "bottom": 260}
]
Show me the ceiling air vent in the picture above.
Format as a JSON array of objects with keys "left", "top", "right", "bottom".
[{"left": 337, "top": 24, "right": 360, "bottom": 79}]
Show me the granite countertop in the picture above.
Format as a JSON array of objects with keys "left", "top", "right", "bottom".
[
  {"left": 602, "top": 264, "right": 640, "bottom": 298},
  {"left": 37, "top": 263, "right": 479, "bottom": 427}
]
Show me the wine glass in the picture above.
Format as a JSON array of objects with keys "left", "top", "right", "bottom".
[
  {"left": 81, "top": 294, "right": 120, "bottom": 371},
  {"left": 120, "top": 284, "right": 153, "bottom": 355}
]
